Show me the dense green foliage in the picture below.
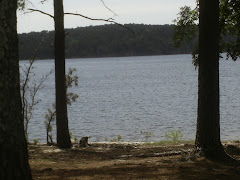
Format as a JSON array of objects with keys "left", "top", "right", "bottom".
[
  {"left": 174, "top": 0, "right": 240, "bottom": 64},
  {"left": 18, "top": 24, "right": 197, "bottom": 60},
  {"left": 220, "top": 0, "right": 240, "bottom": 60}
]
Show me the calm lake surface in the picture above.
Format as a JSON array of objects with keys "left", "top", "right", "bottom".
[{"left": 20, "top": 54, "right": 240, "bottom": 142}]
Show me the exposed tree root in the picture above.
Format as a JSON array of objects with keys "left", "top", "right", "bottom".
[{"left": 194, "top": 146, "right": 240, "bottom": 166}]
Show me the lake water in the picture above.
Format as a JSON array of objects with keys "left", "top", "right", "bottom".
[{"left": 20, "top": 54, "right": 240, "bottom": 143}]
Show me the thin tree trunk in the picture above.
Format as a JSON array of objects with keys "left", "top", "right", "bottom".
[
  {"left": 0, "top": 0, "right": 32, "bottom": 178},
  {"left": 54, "top": 0, "right": 72, "bottom": 148}
]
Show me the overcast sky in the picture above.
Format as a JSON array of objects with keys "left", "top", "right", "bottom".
[{"left": 17, "top": 0, "right": 195, "bottom": 33}]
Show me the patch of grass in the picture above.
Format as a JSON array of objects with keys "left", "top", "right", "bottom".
[{"left": 105, "top": 135, "right": 123, "bottom": 142}]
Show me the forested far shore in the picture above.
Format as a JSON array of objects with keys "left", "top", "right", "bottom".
[{"left": 18, "top": 24, "right": 197, "bottom": 60}]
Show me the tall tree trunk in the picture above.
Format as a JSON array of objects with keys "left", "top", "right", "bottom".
[
  {"left": 54, "top": 0, "right": 72, "bottom": 148},
  {"left": 195, "top": 0, "right": 228, "bottom": 160},
  {"left": 0, "top": 0, "right": 32, "bottom": 179}
]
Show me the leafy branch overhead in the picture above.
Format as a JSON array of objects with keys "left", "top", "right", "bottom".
[
  {"left": 174, "top": 0, "right": 240, "bottom": 65},
  {"left": 173, "top": 5, "right": 199, "bottom": 48}
]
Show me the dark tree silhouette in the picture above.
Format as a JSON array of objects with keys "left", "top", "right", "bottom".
[
  {"left": 195, "top": 0, "right": 237, "bottom": 162},
  {"left": 0, "top": 0, "right": 32, "bottom": 178},
  {"left": 196, "top": 0, "right": 221, "bottom": 156},
  {"left": 54, "top": 0, "right": 72, "bottom": 148}
]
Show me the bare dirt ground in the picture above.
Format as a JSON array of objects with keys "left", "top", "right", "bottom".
[{"left": 29, "top": 141, "right": 240, "bottom": 180}]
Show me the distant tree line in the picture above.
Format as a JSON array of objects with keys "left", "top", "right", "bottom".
[{"left": 18, "top": 24, "right": 197, "bottom": 60}]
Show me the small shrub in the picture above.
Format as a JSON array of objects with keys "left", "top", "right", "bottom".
[
  {"left": 74, "top": 136, "right": 78, "bottom": 143},
  {"left": 165, "top": 130, "right": 183, "bottom": 143},
  {"left": 117, "top": 135, "right": 122, "bottom": 142},
  {"left": 33, "top": 139, "right": 39, "bottom": 145},
  {"left": 69, "top": 132, "right": 73, "bottom": 139},
  {"left": 44, "top": 104, "right": 55, "bottom": 145},
  {"left": 140, "top": 131, "right": 153, "bottom": 142}
]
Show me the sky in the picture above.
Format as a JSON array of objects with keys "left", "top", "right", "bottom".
[{"left": 17, "top": 0, "right": 196, "bottom": 34}]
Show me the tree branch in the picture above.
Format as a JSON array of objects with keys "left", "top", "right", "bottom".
[
  {"left": 26, "top": 8, "right": 54, "bottom": 19},
  {"left": 99, "top": 0, "right": 117, "bottom": 16},
  {"left": 26, "top": 8, "right": 134, "bottom": 35},
  {"left": 40, "top": 0, "right": 48, "bottom": 4},
  {"left": 64, "top": 12, "right": 135, "bottom": 35},
  {"left": 64, "top": 12, "right": 113, "bottom": 23}
]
